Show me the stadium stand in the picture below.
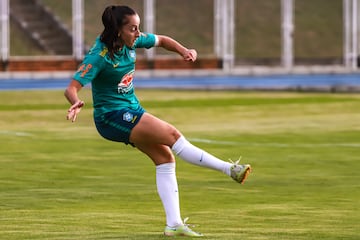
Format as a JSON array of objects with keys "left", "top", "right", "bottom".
[{"left": 10, "top": 0, "right": 72, "bottom": 55}]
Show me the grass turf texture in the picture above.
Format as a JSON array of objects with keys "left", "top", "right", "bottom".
[{"left": 0, "top": 89, "right": 359, "bottom": 239}]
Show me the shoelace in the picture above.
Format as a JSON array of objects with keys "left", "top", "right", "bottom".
[
  {"left": 181, "top": 217, "right": 203, "bottom": 236},
  {"left": 183, "top": 217, "right": 197, "bottom": 229},
  {"left": 229, "top": 156, "right": 242, "bottom": 165}
]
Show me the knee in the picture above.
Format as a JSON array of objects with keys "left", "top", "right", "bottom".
[
  {"left": 153, "top": 145, "right": 176, "bottom": 165},
  {"left": 169, "top": 127, "right": 182, "bottom": 145}
]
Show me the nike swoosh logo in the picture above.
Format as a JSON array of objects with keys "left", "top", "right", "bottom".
[{"left": 113, "top": 63, "right": 119, "bottom": 68}]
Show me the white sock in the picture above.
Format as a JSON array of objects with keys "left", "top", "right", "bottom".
[
  {"left": 156, "top": 162, "right": 183, "bottom": 227},
  {"left": 172, "top": 136, "right": 232, "bottom": 176}
]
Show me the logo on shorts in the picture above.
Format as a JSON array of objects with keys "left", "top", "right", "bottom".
[{"left": 123, "top": 112, "right": 137, "bottom": 123}]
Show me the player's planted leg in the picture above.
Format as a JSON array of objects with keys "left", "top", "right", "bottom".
[{"left": 164, "top": 217, "right": 204, "bottom": 237}]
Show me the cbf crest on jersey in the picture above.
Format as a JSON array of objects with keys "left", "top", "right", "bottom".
[
  {"left": 129, "top": 50, "right": 136, "bottom": 60},
  {"left": 118, "top": 70, "right": 135, "bottom": 94}
]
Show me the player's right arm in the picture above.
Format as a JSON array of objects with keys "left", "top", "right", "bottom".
[
  {"left": 64, "top": 38, "right": 104, "bottom": 122},
  {"left": 156, "top": 35, "right": 197, "bottom": 62},
  {"left": 64, "top": 80, "right": 84, "bottom": 122}
]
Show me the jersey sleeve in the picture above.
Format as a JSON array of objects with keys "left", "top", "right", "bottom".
[
  {"left": 134, "top": 33, "right": 157, "bottom": 49},
  {"left": 73, "top": 53, "right": 104, "bottom": 86}
]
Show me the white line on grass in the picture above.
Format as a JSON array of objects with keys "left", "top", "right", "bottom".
[
  {"left": 188, "top": 138, "right": 360, "bottom": 148},
  {"left": 189, "top": 138, "right": 238, "bottom": 145},
  {"left": 0, "top": 130, "right": 33, "bottom": 137}
]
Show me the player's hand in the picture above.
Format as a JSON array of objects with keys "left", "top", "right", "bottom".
[
  {"left": 183, "top": 49, "right": 197, "bottom": 62},
  {"left": 66, "top": 100, "right": 84, "bottom": 122}
]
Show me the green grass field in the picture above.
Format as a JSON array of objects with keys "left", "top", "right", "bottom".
[{"left": 0, "top": 89, "right": 359, "bottom": 239}]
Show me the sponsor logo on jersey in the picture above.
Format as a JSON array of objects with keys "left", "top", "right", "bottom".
[{"left": 117, "top": 70, "right": 134, "bottom": 94}]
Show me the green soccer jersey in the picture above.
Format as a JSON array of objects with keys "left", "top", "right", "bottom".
[{"left": 73, "top": 33, "right": 157, "bottom": 117}]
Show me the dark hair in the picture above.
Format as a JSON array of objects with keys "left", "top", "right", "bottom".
[{"left": 100, "top": 5, "right": 136, "bottom": 59}]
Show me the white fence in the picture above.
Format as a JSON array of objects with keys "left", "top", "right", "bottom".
[{"left": 0, "top": 0, "right": 359, "bottom": 72}]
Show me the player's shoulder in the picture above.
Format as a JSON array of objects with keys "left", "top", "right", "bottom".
[
  {"left": 138, "top": 32, "right": 156, "bottom": 41},
  {"left": 87, "top": 37, "right": 108, "bottom": 58},
  {"left": 81, "top": 38, "right": 108, "bottom": 66},
  {"left": 134, "top": 32, "right": 157, "bottom": 48}
]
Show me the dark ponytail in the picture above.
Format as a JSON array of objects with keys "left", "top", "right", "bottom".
[{"left": 100, "top": 5, "right": 136, "bottom": 59}]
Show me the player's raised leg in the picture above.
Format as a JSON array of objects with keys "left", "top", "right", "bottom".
[
  {"left": 171, "top": 135, "right": 251, "bottom": 184},
  {"left": 131, "top": 112, "right": 252, "bottom": 184}
]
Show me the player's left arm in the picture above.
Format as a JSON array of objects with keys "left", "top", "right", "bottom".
[{"left": 156, "top": 35, "right": 197, "bottom": 62}]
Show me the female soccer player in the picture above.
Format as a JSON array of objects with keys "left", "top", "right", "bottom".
[{"left": 64, "top": 5, "right": 251, "bottom": 237}]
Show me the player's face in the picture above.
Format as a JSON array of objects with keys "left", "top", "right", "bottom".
[{"left": 119, "top": 14, "right": 141, "bottom": 47}]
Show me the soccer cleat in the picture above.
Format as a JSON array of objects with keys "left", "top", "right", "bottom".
[
  {"left": 164, "top": 217, "right": 204, "bottom": 237},
  {"left": 230, "top": 157, "right": 252, "bottom": 184}
]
